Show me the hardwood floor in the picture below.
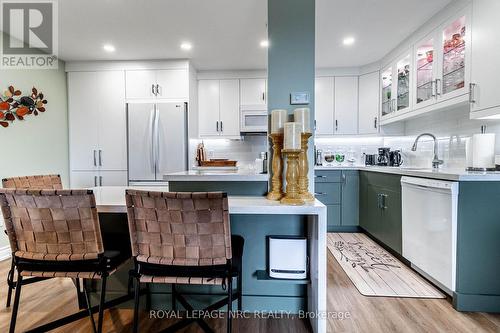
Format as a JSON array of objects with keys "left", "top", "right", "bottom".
[{"left": 0, "top": 251, "right": 498, "bottom": 333}]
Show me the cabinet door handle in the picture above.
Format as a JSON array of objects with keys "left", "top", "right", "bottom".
[
  {"left": 156, "top": 84, "right": 161, "bottom": 96},
  {"left": 93, "top": 150, "right": 97, "bottom": 166},
  {"left": 99, "top": 176, "right": 103, "bottom": 187},
  {"left": 94, "top": 175, "right": 97, "bottom": 187},
  {"left": 335, "top": 120, "right": 338, "bottom": 132},
  {"left": 374, "top": 117, "right": 378, "bottom": 129},
  {"left": 436, "top": 79, "right": 442, "bottom": 96},
  {"left": 342, "top": 173, "right": 346, "bottom": 186},
  {"left": 314, "top": 120, "right": 317, "bottom": 131},
  {"left": 469, "top": 83, "right": 476, "bottom": 104},
  {"left": 314, "top": 192, "right": 327, "bottom": 196},
  {"left": 431, "top": 80, "right": 436, "bottom": 98},
  {"left": 152, "top": 84, "right": 156, "bottom": 96},
  {"left": 380, "top": 194, "right": 388, "bottom": 209},
  {"left": 216, "top": 121, "right": 219, "bottom": 132},
  {"left": 262, "top": 92, "right": 265, "bottom": 101},
  {"left": 220, "top": 121, "right": 223, "bottom": 132},
  {"left": 315, "top": 175, "right": 326, "bottom": 179},
  {"left": 98, "top": 149, "right": 102, "bottom": 166}
]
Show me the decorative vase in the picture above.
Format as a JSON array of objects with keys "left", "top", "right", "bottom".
[
  {"left": 280, "top": 149, "right": 304, "bottom": 206},
  {"left": 298, "top": 132, "right": 314, "bottom": 202},
  {"left": 267, "top": 133, "right": 284, "bottom": 201}
]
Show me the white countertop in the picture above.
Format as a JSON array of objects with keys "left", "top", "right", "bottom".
[
  {"left": 92, "top": 186, "right": 326, "bottom": 214},
  {"left": 164, "top": 170, "right": 269, "bottom": 182},
  {"left": 315, "top": 165, "right": 500, "bottom": 181}
]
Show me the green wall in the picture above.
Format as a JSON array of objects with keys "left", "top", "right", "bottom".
[
  {"left": 0, "top": 61, "right": 68, "bottom": 248},
  {"left": 267, "top": 0, "right": 315, "bottom": 191}
]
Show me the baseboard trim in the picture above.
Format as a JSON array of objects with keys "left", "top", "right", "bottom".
[{"left": 0, "top": 245, "right": 11, "bottom": 261}]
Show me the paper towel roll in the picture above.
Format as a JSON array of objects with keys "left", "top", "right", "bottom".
[{"left": 472, "top": 133, "right": 496, "bottom": 168}]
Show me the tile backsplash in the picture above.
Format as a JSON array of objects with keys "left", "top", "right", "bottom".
[
  {"left": 189, "top": 136, "right": 268, "bottom": 169},
  {"left": 189, "top": 106, "right": 500, "bottom": 170}
]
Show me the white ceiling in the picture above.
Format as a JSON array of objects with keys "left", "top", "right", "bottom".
[
  {"left": 58, "top": 0, "right": 452, "bottom": 70},
  {"left": 315, "top": 0, "right": 452, "bottom": 68}
]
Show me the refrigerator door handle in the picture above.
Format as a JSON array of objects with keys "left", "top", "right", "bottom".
[{"left": 150, "top": 106, "right": 156, "bottom": 174}]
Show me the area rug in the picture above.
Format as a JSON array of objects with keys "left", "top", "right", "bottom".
[{"left": 328, "top": 233, "right": 445, "bottom": 298}]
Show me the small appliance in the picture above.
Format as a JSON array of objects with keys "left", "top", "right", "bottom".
[
  {"left": 364, "top": 153, "right": 377, "bottom": 166},
  {"left": 269, "top": 236, "right": 307, "bottom": 279},
  {"left": 389, "top": 150, "right": 403, "bottom": 167},
  {"left": 377, "top": 147, "right": 390, "bottom": 166},
  {"left": 315, "top": 148, "right": 323, "bottom": 166},
  {"left": 240, "top": 109, "right": 268, "bottom": 134}
]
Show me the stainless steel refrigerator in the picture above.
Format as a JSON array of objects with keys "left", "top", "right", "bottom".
[{"left": 127, "top": 102, "right": 188, "bottom": 185}]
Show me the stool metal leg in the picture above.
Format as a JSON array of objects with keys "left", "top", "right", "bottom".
[
  {"left": 97, "top": 274, "right": 107, "bottom": 333},
  {"left": 227, "top": 277, "right": 233, "bottom": 333},
  {"left": 9, "top": 272, "right": 22, "bottom": 333},
  {"left": 237, "top": 268, "right": 242, "bottom": 311},
  {"left": 83, "top": 279, "right": 97, "bottom": 333},
  {"left": 6, "top": 257, "right": 15, "bottom": 308},
  {"left": 133, "top": 277, "right": 140, "bottom": 333},
  {"left": 171, "top": 284, "right": 176, "bottom": 311}
]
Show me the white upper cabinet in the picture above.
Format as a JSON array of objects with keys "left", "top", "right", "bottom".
[
  {"left": 334, "top": 76, "right": 358, "bottom": 135},
  {"left": 437, "top": 8, "right": 471, "bottom": 102},
  {"left": 198, "top": 80, "right": 220, "bottom": 137},
  {"left": 125, "top": 70, "right": 157, "bottom": 99},
  {"left": 219, "top": 80, "right": 240, "bottom": 137},
  {"left": 470, "top": 0, "right": 500, "bottom": 118},
  {"left": 395, "top": 54, "right": 411, "bottom": 113},
  {"left": 125, "top": 69, "right": 188, "bottom": 100},
  {"left": 358, "top": 72, "right": 380, "bottom": 134},
  {"left": 198, "top": 79, "right": 240, "bottom": 138},
  {"left": 240, "top": 78, "right": 266, "bottom": 108},
  {"left": 414, "top": 33, "right": 439, "bottom": 110},
  {"left": 156, "top": 69, "right": 189, "bottom": 99},
  {"left": 68, "top": 71, "right": 127, "bottom": 175},
  {"left": 314, "top": 77, "right": 335, "bottom": 135}
]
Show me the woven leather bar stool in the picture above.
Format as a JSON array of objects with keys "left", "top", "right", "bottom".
[
  {"left": 2, "top": 174, "right": 63, "bottom": 308},
  {"left": 0, "top": 188, "right": 130, "bottom": 333},
  {"left": 126, "top": 190, "right": 244, "bottom": 333}
]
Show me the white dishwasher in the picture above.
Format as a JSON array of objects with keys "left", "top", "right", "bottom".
[{"left": 401, "top": 176, "right": 459, "bottom": 295}]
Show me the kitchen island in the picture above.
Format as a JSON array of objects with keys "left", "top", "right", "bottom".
[
  {"left": 93, "top": 186, "right": 327, "bottom": 333},
  {"left": 165, "top": 170, "right": 269, "bottom": 195}
]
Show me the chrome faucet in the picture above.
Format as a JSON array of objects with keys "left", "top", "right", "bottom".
[{"left": 411, "top": 133, "right": 443, "bottom": 169}]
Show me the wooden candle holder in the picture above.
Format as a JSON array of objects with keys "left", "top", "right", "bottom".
[
  {"left": 267, "top": 133, "right": 284, "bottom": 201},
  {"left": 280, "top": 149, "right": 305, "bottom": 206},
  {"left": 298, "top": 132, "right": 314, "bottom": 202}
]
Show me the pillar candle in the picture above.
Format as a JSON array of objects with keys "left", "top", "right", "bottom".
[
  {"left": 271, "top": 109, "right": 288, "bottom": 134},
  {"left": 293, "top": 108, "right": 311, "bottom": 133},
  {"left": 284, "top": 122, "right": 302, "bottom": 150}
]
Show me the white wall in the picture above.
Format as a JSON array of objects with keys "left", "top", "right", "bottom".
[{"left": 0, "top": 61, "right": 68, "bottom": 248}]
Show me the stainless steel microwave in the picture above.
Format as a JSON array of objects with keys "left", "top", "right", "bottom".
[{"left": 240, "top": 109, "right": 268, "bottom": 133}]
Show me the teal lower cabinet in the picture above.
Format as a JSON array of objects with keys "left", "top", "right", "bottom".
[
  {"left": 359, "top": 171, "right": 402, "bottom": 255},
  {"left": 453, "top": 181, "right": 500, "bottom": 312},
  {"left": 314, "top": 170, "right": 359, "bottom": 232}
]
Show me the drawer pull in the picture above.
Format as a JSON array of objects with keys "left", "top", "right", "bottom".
[
  {"left": 315, "top": 175, "right": 326, "bottom": 178},
  {"left": 315, "top": 192, "right": 327, "bottom": 196}
]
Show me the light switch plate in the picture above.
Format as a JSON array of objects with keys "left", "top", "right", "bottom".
[{"left": 290, "top": 92, "right": 310, "bottom": 105}]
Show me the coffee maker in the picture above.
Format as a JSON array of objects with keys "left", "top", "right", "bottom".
[
  {"left": 377, "top": 148, "right": 390, "bottom": 166},
  {"left": 389, "top": 150, "right": 403, "bottom": 167}
]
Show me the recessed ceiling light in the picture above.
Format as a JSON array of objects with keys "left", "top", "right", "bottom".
[
  {"left": 342, "top": 36, "right": 355, "bottom": 46},
  {"left": 260, "top": 40, "right": 269, "bottom": 48},
  {"left": 180, "top": 42, "right": 192, "bottom": 51},
  {"left": 103, "top": 44, "right": 115, "bottom": 52}
]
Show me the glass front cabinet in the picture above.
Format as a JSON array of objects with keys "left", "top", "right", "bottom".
[
  {"left": 380, "top": 51, "right": 411, "bottom": 121},
  {"left": 413, "top": 7, "right": 471, "bottom": 111},
  {"left": 382, "top": 5, "right": 471, "bottom": 124}
]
